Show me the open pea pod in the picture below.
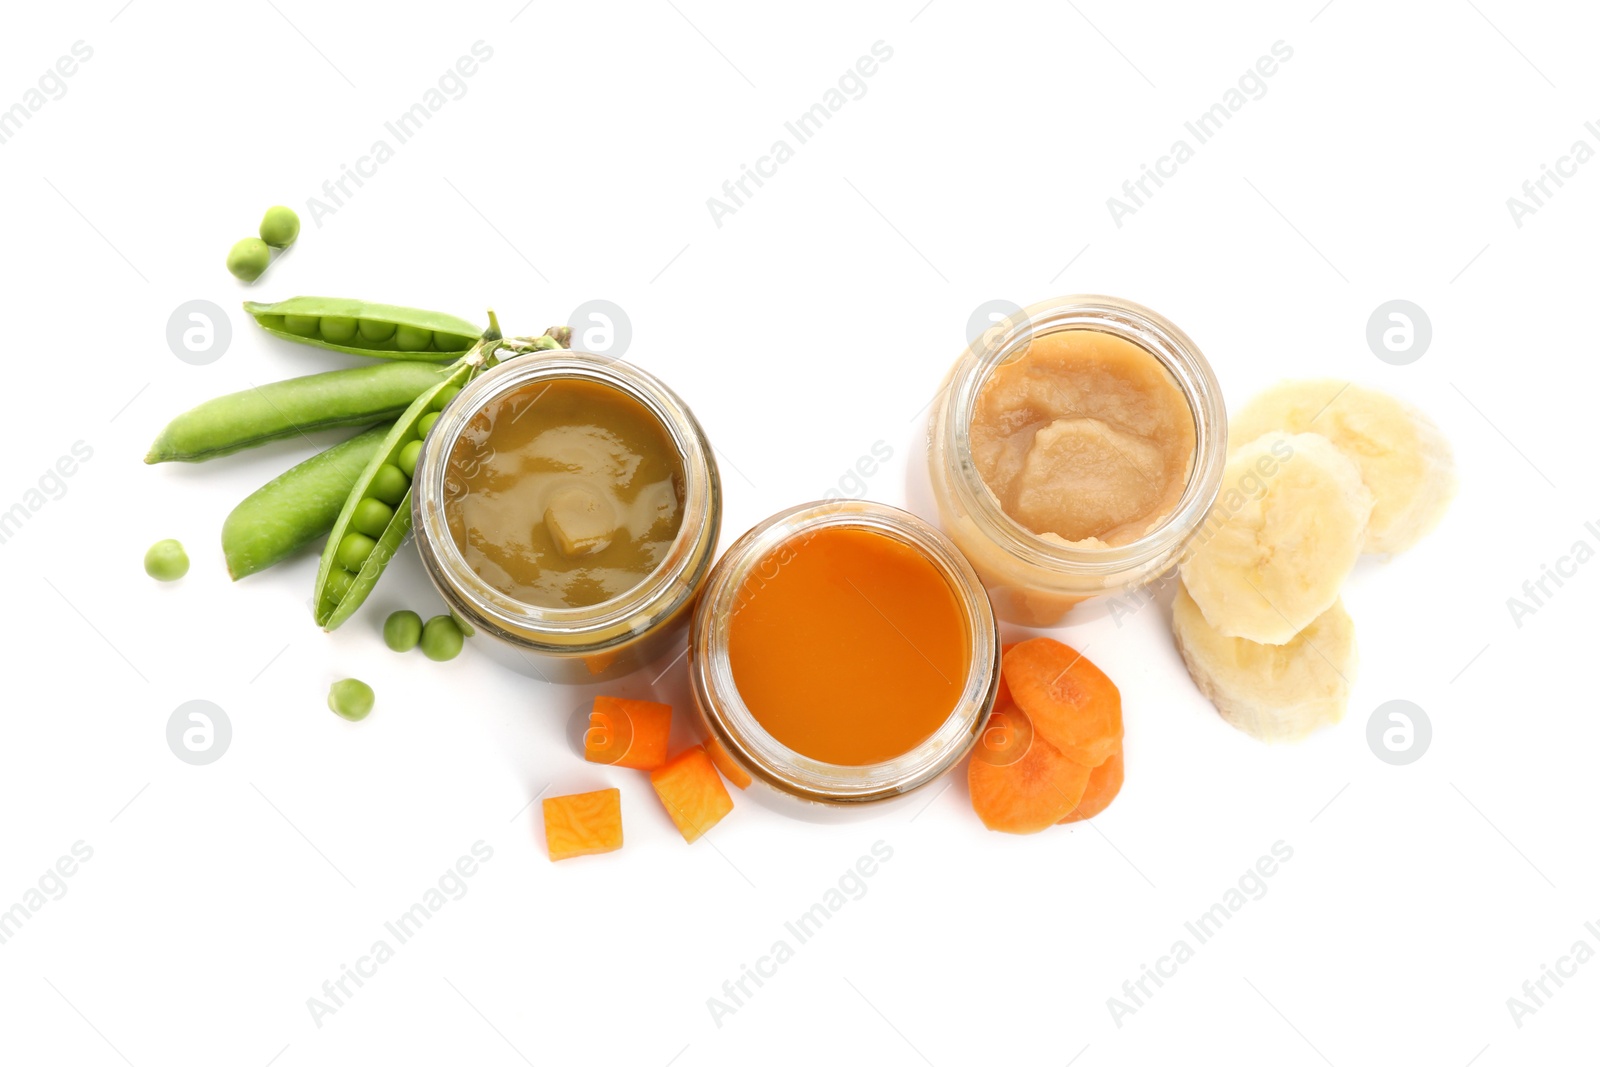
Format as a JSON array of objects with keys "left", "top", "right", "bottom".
[
  {"left": 244, "top": 296, "right": 486, "bottom": 361},
  {"left": 310, "top": 317, "right": 568, "bottom": 629}
]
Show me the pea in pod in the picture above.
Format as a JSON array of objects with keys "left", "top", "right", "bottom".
[
  {"left": 243, "top": 297, "right": 485, "bottom": 361},
  {"left": 145, "top": 361, "right": 452, "bottom": 463},
  {"left": 221, "top": 423, "right": 391, "bottom": 580},
  {"left": 310, "top": 314, "right": 516, "bottom": 629}
]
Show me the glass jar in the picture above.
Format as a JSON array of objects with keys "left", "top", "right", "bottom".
[
  {"left": 411, "top": 350, "right": 721, "bottom": 685},
  {"left": 927, "top": 294, "right": 1227, "bottom": 626},
  {"left": 688, "top": 500, "right": 1000, "bottom": 815}
]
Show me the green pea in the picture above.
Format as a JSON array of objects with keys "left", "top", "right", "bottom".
[
  {"left": 359, "top": 319, "right": 397, "bottom": 342},
  {"left": 320, "top": 316, "right": 359, "bottom": 343},
  {"left": 327, "top": 678, "right": 374, "bottom": 721},
  {"left": 433, "top": 386, "right": 460, "bottom": 410},
  {"left": 351, "top": 497, "right": 394, "bottom": 538},
  {"left": 398, "top": 440, "right": 423, "bottom": 477},
  {"left": 420, "top": 615, "right": 464, "bottom": 661},
  {"left": 396, "top": 325, "right": 433, "bottom": 352},
  {"left": 144, "top": 538, "right": 189, "bottom": 581},
  {"left": 368, "top": 464, "right": 409, "bottom": 505},
  {"left": 383, "top": 610, "right": 423, "bottom": 652},
  {"left": 326, "top": 567, "right": 355, "bottom": 602},
  {"left": 285, "top": 314, "right": 320, "bottom": 338},
  {"left": 336, "top": 531, "right": 376, "bottom": 571},
  {"left": 433, "top": 333, "right": 474, "bottom": 351},
  {"left": 226, "top": 238, "right": 270, "bottom": 282},
  {"left": 417, "top": 411, "right": 440, "bottom": 437},
  {"left": 259, "top": 205, "right": 301, "bottom": 248}
]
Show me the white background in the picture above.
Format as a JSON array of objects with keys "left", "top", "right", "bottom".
[{"left": 1, "top": 1, "right": 1595, "bottom": 1064}]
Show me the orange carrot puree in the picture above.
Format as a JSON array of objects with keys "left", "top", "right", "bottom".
[{"left": 727, "top": 525, "right": 969, "bottom": 765}]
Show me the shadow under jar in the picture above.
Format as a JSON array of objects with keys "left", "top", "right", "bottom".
[
  {"left": 689, "top": 501, "right": 1000, "bottom": 816},
  {"left": 412, "top": 351, "right": 721, "bottom": 684},
  {"left": 927, "top": 295, "right": 1228, "bottom": 627}
]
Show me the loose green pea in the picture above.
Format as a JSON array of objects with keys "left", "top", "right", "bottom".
[
  {"left": 144, "top": 539, "right": 189, "bottom": 581},
  {"left": 327, "top": 678, "right": 374, "bottom": 721},
  {"left": 417, "top": 411, "right": 440, "bottom": 437},
  {"left": 420, "top": 615, "right": 464, "bottom": 661},
  {"left": 351, "top": 497, "right": 394, "bottom": 538},
  {"left": 398, "top": 440, "right": 423, "bottom": 477},
  {"left": 320, "top": 316, "right": 359, "bottom": 343},
  {"left": 326, "top": 567, "right": 355, "bottom": 601},
  {"left": 369, "top": 464, "right": 409, "bottom": 506},
  {"left": 259, "top": 205, "right": 301, "bottom": 248},
  {"left": 432, "top": 386, "right": 460, "bottom": 411},
  {"left": 383, "top": 610, "right": 423, "bottom": 652},
  {"left": 285, "top": 314, "right": 320, "bottom": 338},
  {"left": 336, "top": 531, "right": 376, "bottom": 571},
  {"left": 396, "top": 325, "right": 433, "bottom": 352},
  {"left": 359, "top": 319, "right": 398, "bottom": 342},
  {"left": 226, "top": 238, "right": 270, "bottom": 282}
]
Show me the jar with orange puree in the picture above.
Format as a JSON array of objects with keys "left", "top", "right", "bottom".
[
  {"left": 928, "top": 295, "right": 1228, "bottom": 625},
  {"left": 689, "top": 501, "right": 999, "bottom": 811}
]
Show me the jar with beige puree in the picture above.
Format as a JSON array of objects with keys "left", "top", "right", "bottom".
[
  {"left": 928, "top": 295, "right": 1227, "bottom": 626},
  {"left": 412, "top": 352, "right": 721, "bottom": 684}
]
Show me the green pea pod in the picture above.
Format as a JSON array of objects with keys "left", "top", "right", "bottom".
[
  {"left": 145, "top": 362, "right": 451, "bottom": 463},
  {"left": 221, "top": 423, "right": 391, "bottom": 580},
  {"left": 243, "top": 296, "right": 485, "bottom": 361},
  {"left": 311, "top": 314, "right": 510, "bottom": 630}
]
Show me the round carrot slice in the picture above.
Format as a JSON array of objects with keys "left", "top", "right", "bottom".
[
  {"left": 1059, "top": 745, "right": 1124, "bottom": 824},
  {"left": 969, "top": 702, "right": 1092, "bottom": 834},
  {"left": 1002, "top": 638, "right": 1122, "bottom": 767}
]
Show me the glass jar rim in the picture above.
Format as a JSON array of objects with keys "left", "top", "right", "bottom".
[
  {"left": 938, "top": 294, "right": 1228, "bottom": 579},
  {"left": 412, "top": 350, "right": 720, "bottom": 646},
  {"left": 690, "top": 500, "right": 1000, "bottom": 804}
]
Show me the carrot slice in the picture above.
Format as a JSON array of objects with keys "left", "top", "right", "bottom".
[
  {"left": 542, "top": 788, "right": 623, "bottom": 861},
  {"left": 1003, "top": 638, "right": 1122, "bottom": 766},
  {"left": 650, "top": 745, "right": 735, "bottom": 843},
  {"left": 968, "top": 702, "right": 1091, "bottom": 834},
  {"left": 584, "top": 696, "right": 672, "bottom": 770},
  {"left": 704, "top": 735, "right": 753, "bottom": 790},
  {"left": 993, "top": 641, "right": 1018, "bottom": 707},
  {"left": 1060, "top": 745, "right": 1124, "bottom": 823}
]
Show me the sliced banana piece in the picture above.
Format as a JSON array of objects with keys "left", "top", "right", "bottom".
[
  {"left": 1179, "top": 431, "right": 1370, "bottom": 644},
  {"left": 1172, "top": 581, "right": 1356, "bottom": 742},
  {"left": 1230, "top": 379, "right": 1456, "bottom": 554}
]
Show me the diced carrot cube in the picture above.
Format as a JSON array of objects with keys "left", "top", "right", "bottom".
[
  {"left": 584, "top": 696, "right": 672, "bottom": 770},
  {"left": 704, "top": 735, "right": 753, "bottom": 790},
  {"left": 650, "top": 746, "right": 734, "bottom": 843},
  {"left": 542, "top": 788, "right": 623, "bottom": 861}
]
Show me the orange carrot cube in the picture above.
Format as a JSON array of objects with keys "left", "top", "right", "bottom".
[
  {"left": 584, "top": 696, "right": 672, "bottom": 770},
  {"left": 650, "top": 746, "right": 734, "bottom": 843},
  {"left": 704, "top": 736, "right": 753, "bottom": 790},
  {"left": 542, "top": 788, "right": 623, "bottom": 861}
]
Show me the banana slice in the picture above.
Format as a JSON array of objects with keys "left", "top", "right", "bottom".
[
  {"left": 1172, "top": 581, "right": 1356, "bottom": 742},
  {"left": 1179, "top": 431, "right": 1370, "bottom": 644},
  {"left": 1230, "top": 380, "right": 1456, "bottom": 554}
]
